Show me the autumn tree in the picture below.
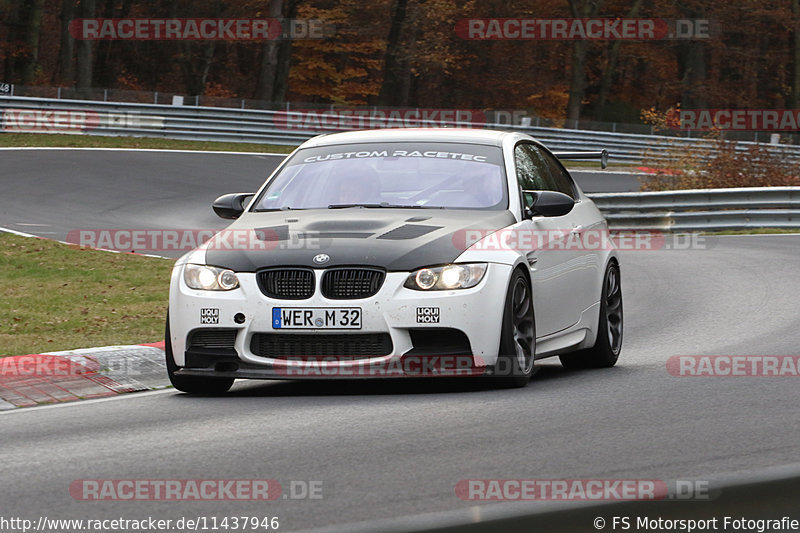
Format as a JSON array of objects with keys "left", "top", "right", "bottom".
[
  {"left": 254, "top": 0, "right": 300, "bottom": 103},
  {"left": 0, "top": 0, "right": 798, "bottom": 128},
  {"left": 377, "top": 0, "right": 411, "bottom": 106},
  {"left": 75, "top": 0, "right": 95, "bottom": 88},
  {"left": 566, "top": 0, "right": 603, "bottom": 121},
  {"left": 54, "top": 0, "right": 76, "bottom": 83},
  {"left": 288, "top": 0, "right": 388, "bottom": 104}
]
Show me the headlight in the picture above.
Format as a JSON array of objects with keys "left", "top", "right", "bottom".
[
  {"left": 404, "top": 264, "right": 488, "bottom": 291},
  {"left": 184, "top": 264, "right": 240, "bottom": 291}
]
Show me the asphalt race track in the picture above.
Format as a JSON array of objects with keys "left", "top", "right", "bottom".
[
  {"left": 2, "top": 149, "right": 799, "bottom": 531},
  {"left": 0, "top": 149, "right": 284, "bottom": 251}
]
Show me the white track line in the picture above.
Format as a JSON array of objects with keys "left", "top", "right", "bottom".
[
  {"left": 0, "top": 226, "right": 42, "bottom": 239},
  {"left": 0, "top": 225, "right": 173, "bottom": 259}
]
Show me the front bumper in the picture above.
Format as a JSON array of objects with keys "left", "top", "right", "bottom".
[{"left": 168, "top": 263, "right": 513, "bottom": 379}]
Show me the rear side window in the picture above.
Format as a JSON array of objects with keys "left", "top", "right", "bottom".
[
  {"left": 539, "top": 149, "right": 577, "bottom": 199},
  {"left": 514, "top": 143, "right": 552, "bottom": 191},
  {"left": 515, "top": 143, "right": 576, "bottom": 199}
]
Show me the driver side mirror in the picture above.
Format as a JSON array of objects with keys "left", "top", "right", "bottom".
[
  {"left": 213, "top": 193, "right": 254, "bottom": 219},
  {"left": 522, "top": 190, "right": 575, "bottom": 219}
]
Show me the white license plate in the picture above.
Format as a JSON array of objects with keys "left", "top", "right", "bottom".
[{"left": 272, "top": 307, "right": 362, "bottom": 329}]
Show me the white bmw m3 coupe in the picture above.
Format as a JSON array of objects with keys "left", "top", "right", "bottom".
[{"left": 166, "top": 128, "right": 622, "bottom": 392}]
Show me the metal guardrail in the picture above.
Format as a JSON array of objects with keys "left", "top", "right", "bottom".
[
  {"left": 10, "top": 83, "right": 800, "bottom": 142},
  {"left": 3, "top": 95, "right": 800, "bottom": 165},
  {"left": 515, "top": 125, "right": 800, "bottom": 163},
  {"left": 588, "top": 187, "right": 800, "bottom": 231}
]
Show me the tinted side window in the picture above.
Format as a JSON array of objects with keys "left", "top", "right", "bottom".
[
  {"left": 539, "top": 149, "right": 577, "bottom": 199},
  {"left": 514, "top": 144, "right": 551, "bottom": 191}
]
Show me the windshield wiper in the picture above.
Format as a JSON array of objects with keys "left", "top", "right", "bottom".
[
  {"left": 252, "top": 206, "right": 302, "bottom": 212},
  {"left": 327, "top": 203, "right": 384, "bottom": 209},
  {"left": 327, "top": 202, "right": 427, "bottom": 209}
]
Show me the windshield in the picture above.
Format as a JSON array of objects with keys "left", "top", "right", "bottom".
[{"left": 252, "top": 142, "right": 507, "bottom": 211}]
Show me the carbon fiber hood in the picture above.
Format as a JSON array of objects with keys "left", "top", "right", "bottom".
[{"left": 204, "top": 208, "right": 516, "bottom": 272}]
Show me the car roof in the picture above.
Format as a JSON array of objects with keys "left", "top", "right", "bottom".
[{"left": 300, "top": 128, "right": 514, "bottom": 148}]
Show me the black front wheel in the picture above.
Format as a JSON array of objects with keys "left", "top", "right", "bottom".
[
  {"left": 165, "top": 316, "right": 234, "bottom": 394},
  {"left": 559, "top": 261, "right": 623, "bottom": 369},
  {"left": 494, "top": 269, "right": 536, "bottom": 388}
]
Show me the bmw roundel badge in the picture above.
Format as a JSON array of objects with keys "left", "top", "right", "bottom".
[{"left": 313, "top": 253, "right": 330, "bottom": 265}]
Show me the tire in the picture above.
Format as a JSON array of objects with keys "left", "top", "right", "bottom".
[
  {"left": 559, "top": 261, "right": 623, "bottom": 369},
  {"left": 165, "top": 315, "right": 234, "bottom": 394},
  {"left": 494, "top": 269, "right": 536, "bottom": 388}
]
